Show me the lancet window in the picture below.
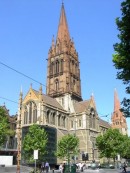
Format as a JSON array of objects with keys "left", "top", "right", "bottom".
[
  {"left": 89, "top": 108, "right": 96, "bottom": 129},
  {"left": 55, "top": 79, "right": 59, "bottom": 91},
  {"left": 23, "top": 101, "right": 37, "bottom": 124},
  {"left": 56, "top": 60, "right": 59, "bottom": 74},
  {"left": 46, "top": 110, "right": 50, "bottom": 123}
]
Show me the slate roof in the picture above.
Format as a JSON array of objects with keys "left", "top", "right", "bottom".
[
  {"left": 73, "top": 100, "right": 90, "bottom": 113},
  {"left": 99, "top": 118, "right": 111, "bottom": 128},
  {"left": 32, "top": 89, "right": 65, "bottom": 111}
]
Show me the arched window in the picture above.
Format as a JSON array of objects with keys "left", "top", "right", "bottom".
[
  {"left": 63, "top": 116, "right": 65, "bottom": 128},
  {"left": 70, "top": 60, "right": 72, "bottom": 73},
  {"left": 46, "top": 110, "right": 50, "bottom": 123},
  {"left": 60, "top": 59, "right": 63, "bottom": 73},
  {"left": 52, "top": 112, "right": 56, "bottom": 125},
  {"left": 55, "top": 79, "right": 59, "bottom": 91},
  {"left": 78, "top": 119, "right": 81, "bottom": 127},
  {"left": 89, "top": 108, "right": 96, "bottom": 129},
  {"left": 29, "top": 102, "right": 32, "bottom": 123},
  {"left": 75, "top": 63, "right": 77, "bottom": 75},
  {"left": 33, "top": 105, "right": 37, "bottom": 123},
  {"left": 24, "top": 102, "right": 37, "bottom": 124},
  {"left": 58, "top": 114, "right": 61, "bottom": 126},
  {"left": 56, "top": 60, "right": 59, "bottom": 74},
  {"left": 89, "top": 116, "right": 92, "bottom": 128},
  {"left": 50, "top": 62, "right": 54, "bottom": 75},
  {"left": 72, "top": 60, "right": 74, "bottom": 73},
  {"left": 24, "top": 106, "right": 28, "bottom": 124}
]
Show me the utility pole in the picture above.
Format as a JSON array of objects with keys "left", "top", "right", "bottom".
[{"left": 16, "top": 90, "right": 22, "bottom": 173}]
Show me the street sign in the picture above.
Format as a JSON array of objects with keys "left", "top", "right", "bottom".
[{"left": 34, "top": 150, "right": 38, "bottom": 160}]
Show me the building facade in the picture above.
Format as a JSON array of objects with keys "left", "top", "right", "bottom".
[{"left": 16, "top": 3, "right": 121, "bottom": 165}]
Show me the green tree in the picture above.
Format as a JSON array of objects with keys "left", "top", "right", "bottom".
[
  {"left": 22, "top": 124, "right": 48, "bottom": 163},
  {"left": 113, "top": 0, "right": 130, "bottom": 117},
  {"left": 0, "top": 107, "right": 9, "bottom": 147},
  {"left": 120, "top": 135, "right": 130, "bottom": 159},
  {"left": 96, "top": 129, "right": 124, "bottom": 161},
  {"left": 56, "top": 134, "right": 79, "bottom": 164}
]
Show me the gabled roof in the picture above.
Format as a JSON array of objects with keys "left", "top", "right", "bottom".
[
  {"left": 99, "top": 118, "right": 111, "bottom": 128},
  {"left": 42, "top": 93, "right": 64, "bottom": 110},
  {"left": 32, "top": 89, "right": 65, "bottom": 111},
  {"left": 73, "top": 100, "right": 90, "bottom": 113}
]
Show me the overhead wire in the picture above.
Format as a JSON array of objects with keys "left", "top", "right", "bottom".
[
  {"left": 0, "top": 61, "right": 110, "bottom": 118},
  {"left": 0, "top": 61, "right": 46, "bottom": 87}
]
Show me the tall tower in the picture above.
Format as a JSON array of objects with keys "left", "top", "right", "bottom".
[
  {"left": 111, "top": 89, "right": 128, "bottom": 135},
  {"left": 46, "top": 3, "right": 82, "bottom": 111}
]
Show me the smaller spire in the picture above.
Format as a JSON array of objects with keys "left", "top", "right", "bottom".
[
  {"left": 52, "top": 35, "right": 55, "bottom": 50},
  {"left": 90, "top": 93, "right": 96, "bottom": 108},
  {"left": 30, "top": 83, "right": 32, "bottom": 89},
  {"left": 20, "top": 86, "right": 23, "bottom": 95},
  {"left": 39, "top": 84, "right": 42, "bottom": 94},
  {"left": 114, "top": 88, "right": 120, "bottom": 112}
]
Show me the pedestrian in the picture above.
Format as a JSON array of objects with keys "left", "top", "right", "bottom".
[
  {"left": 41, "top": 162, "right": 45, "bottom": 173},
  {"left": 123, "top": 162, "right": 127, "bottom": 173},
  {"left": 98, "top": 163, "right": 101, "bottom": 169},
  {"left": 62, "top": 163, "right": 65, "bottom": 173},
  {"left": 45, "top": 161, "right": 49, "bottom": 173},
  {"left": 118, "top": 161, "right": 122, "bottom": 170},
  {"left": 59, "top": 163, "right": 63, "bottom": 173}
]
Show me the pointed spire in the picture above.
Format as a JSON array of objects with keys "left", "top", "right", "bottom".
[
  {"left": 57, "top": 3, "right": 70, "bottom": 42},
  {"left": 20, "top": 86, "right": 23, "bottom": 98},
  {"left": 52, "top": 35, "right": 55, "bottom": 50},
  {"left": 39, "top": 84, "right": 42, "bottom": 94},
  {"left": 20, "top": 86, "right": 23, "bottom": 96},
  {"left": 90, "top": 93, "right": 96, "bottom": 108},
  {"left": 30, "top": 83, "right": 32, "bottom": 89},
  {"left": 114, "top": 88, "right": 120, "bottom": 112}
]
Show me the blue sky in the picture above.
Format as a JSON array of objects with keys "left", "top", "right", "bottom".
[{"left": 0, "top": 0, "right": 129, "bottom": 131}]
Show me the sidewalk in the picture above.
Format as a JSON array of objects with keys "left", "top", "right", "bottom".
[{"left": 0, "top": 165, "right": 33, "bottom": 173}]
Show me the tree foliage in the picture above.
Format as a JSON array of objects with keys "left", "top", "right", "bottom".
[
  {"left": 96, "top": 129, "right": 128, "bottom": 160},
  {"left": 120, "top": 135, "right": 130, "bottom": 158},
  {"left": 56, "top": 134, "right": 79, "bottom": 163},
  {"left": 22, "top": 124, "right": 48, "bottom": 163},
  {"left": 113, "top": 0, "right": 130, "bottom": 117},
  {"left": 0, "top": 107, "right": 9, "bottom": 147}
]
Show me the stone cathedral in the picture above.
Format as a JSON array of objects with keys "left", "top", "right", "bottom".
[{"left": 16, "top": 3, "right": 127, "bottom": 165}]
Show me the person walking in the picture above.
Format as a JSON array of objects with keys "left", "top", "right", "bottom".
[
  {"left": 41, "top": 162, "right": 45, "bottom": 173},
  {"left": 62, "top": 163, "right": 65, "bottom": 173},
  {"left": 45, "top": 161, "right": 49, "bottom": 173},
  {"left": 123, "top": 162, "right": 127, "bottom": 173},
  {"left": 59, "top": 163, "right": 63, "bottom": 173}
]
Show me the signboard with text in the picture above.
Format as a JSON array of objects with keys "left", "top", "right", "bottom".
[{"left": 34, "top": 150, "right": 38, "bottom": 160}]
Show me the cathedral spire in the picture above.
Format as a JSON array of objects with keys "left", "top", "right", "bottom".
[
  {"left": 111, "top": 88, "right": 128, "bottom": 135},
  {"left": 46, "top": 2, "right": 82, "bottom": 103},
  {"left": 114, "top": 88, "right": 120, "bottom": 112},
  {"left": 56, "top": 3, "right": 70, "bottom": 42}
]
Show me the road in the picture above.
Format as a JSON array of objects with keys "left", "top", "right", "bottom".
[{"left": 0, "top": 166, "right": 130, "bottom": 173}]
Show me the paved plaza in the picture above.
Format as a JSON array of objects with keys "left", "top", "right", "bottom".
[{"left": 0, "top": 166, "right": 130, "bottom": 173}]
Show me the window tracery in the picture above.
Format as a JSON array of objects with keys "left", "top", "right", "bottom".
[{"left": 23, "top": 101, "right": 37, "bottom": 124}]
